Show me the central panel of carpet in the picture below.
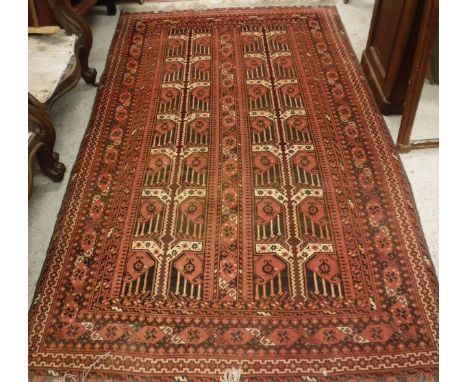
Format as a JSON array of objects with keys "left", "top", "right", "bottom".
[{"left": 108, "top": 22, "right": 354, "bottom": 309}]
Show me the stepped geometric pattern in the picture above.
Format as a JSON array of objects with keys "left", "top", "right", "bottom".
[{"left": 29, "top": 7, "right": 438, "bottom": 381}]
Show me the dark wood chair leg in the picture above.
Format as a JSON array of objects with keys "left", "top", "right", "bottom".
[
  {"left": 28, "top": 94, "right": 66, "bottom": 183},
  {"left": 29, "top": 141, "right": 45, "bottom": 198},
  {"left": 106, "top": 0, "right": 117, "bottom": 15},
  {"left": 79, "top": 48, "right": 98, "bottom": 86},
  {"left": 47, "top": 0, "right": 98, "bottom": 86},
  {"left": 36, "top": 147, "right": 66, "bottom": 182}
]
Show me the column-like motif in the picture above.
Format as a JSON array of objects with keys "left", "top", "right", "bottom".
[
  {"left": 120, "top": 24, "right": 344, "bottom": 303},
  {"left": 236, "top": 25, "right": 344, "bottom": 301},
  {"left": 121, "top": 28, "right": 214, "bottom": 300}
]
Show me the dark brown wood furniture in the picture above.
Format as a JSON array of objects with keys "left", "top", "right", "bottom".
[
  {"left": 28, "top": 94, "right": 66, "bottom": 196},
  {"left": 361, "top": 0, "right": 439, "bottom": 153},
  {"left": 104, "top": 0, "right": 117, "bottom": 15},
  {"left": 361, "top": 0, "right": 425, "bottom": 115},
  {"left": 396, "top": 0, "right": 439, "bottom": 152},
  {"left": 28, "top": 0, "right": 97, "bottom": 197},
  {"left": 55, "top": 0, "right": 98, "bottom": 84},
  {"left": 29, "top": 0, "right": 116, "bottom": 32}
]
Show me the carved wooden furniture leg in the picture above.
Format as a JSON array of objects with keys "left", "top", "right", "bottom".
[
  {"left": 106, "top": 0, "right": 117, "bottom": 15},
  {"left": 396, "top": 0, "right": 439, "bottom": 153},
  {"left": 48, "top": 0, "right": 98, "bottom": 86},
  {"left": 28, "top": 94, "right": 66, "bottom": 183},
  {"left": 28, "top": 137, "right": 45, "bottom": 198},
  {"left": 79, "top": 48, "right": 98, "bottom": 85}
]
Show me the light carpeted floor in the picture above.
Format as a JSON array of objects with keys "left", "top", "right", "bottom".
[{"left": 28, "top": 0, "right": 438, "bottom": 305}]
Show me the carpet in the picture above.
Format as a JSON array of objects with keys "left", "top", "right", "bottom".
[{"left": 29, "top": 7, "right": 438, "bottom": 381}]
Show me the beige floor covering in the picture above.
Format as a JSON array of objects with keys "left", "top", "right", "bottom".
[{"left": 28, "top": 0, "right": 438, "bottom": 305}]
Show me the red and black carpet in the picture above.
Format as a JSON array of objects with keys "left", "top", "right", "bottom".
[{"left": 29, "top": 7, "right": 439, "bottom": 381}]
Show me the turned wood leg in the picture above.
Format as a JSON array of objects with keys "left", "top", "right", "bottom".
[
  {"left": 28, "top": 94, "right": 66, "bottom": 183},
  {"left": 106, "top": 0, "right": 117, "bottom": 15}
]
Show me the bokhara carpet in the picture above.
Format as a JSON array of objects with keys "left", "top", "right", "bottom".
[{"left": 29, "top": 7, "right": 439, "bottom": 381}]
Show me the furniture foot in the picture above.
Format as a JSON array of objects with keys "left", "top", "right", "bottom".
[
  {"left": 36, "top": 149, "right": 66, "bottom": 182},
  {"left": 82, "top": 67, "right": 98, "bottom": 86},
  {"left": 397, "top": 139, "right": 439, "bottom": 153},
  {"left": 28, "top": 93, "right": 67, "bottom": 185},
  {"left": 396, "top": 143, "right": 411, "bottom": 153},
  {"left": 106, "top": 0, "right": 117, "bottom": 15},
  {"left": 79, "top": 46, "right": 98, "bottom": 86}
]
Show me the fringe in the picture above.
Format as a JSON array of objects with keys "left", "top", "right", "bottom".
[
  {"left": 60, "top": 351, "right": 112, "bottom": 382},
  {"left": 121, "top": 0, "right": 337, "bottom": 13},
  {"left": 220, "top": 368, "right": 243, "bottom": 382}
]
